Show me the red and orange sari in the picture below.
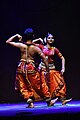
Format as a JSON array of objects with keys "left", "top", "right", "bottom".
[{"left": 39, "top": 46, "right": 66, "bottom": 99}]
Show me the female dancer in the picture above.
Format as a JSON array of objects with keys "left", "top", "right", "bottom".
[{"left": 38, "top": 33, "right": 72, "bottom": 105}]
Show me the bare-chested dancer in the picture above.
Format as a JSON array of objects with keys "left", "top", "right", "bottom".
[{"left": 6, "top": 28, "right": 58, "bottom": 108}]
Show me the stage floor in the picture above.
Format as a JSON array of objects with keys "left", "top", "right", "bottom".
[{"left": 0, "top": 100, "right": 80, "bottom": 119}]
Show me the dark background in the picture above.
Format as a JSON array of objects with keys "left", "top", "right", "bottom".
[{"left": 0, "top": 0, "right": 80, "bottom": 102}]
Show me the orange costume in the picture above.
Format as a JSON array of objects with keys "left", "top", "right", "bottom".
[
  {"left": 15, "top": 59, "right": 51, "bottom": 102},
  {"left": 39, "top": 46, "right": 66, "bottom": 100}
]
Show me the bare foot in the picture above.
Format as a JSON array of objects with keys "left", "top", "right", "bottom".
[
  {"left": 47, "top": 97, "right": 58, "bottom": 107},
  {"left": 26, "top": 103, "right": 34, "bottom": 108},
  {"left": 62, "top": 98, "right": 72, "bottom": 105}
]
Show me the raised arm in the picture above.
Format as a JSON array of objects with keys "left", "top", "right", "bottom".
[{"left": 6, "top": 34, "right": 23, "bottom": 48}]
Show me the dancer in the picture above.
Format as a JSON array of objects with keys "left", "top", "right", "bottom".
[
  {"left": 6, "top": 28, "right": 58, "bottom": 108},
  {"left": 36, "top": 33, "right": 72, "bottom": 105}
]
